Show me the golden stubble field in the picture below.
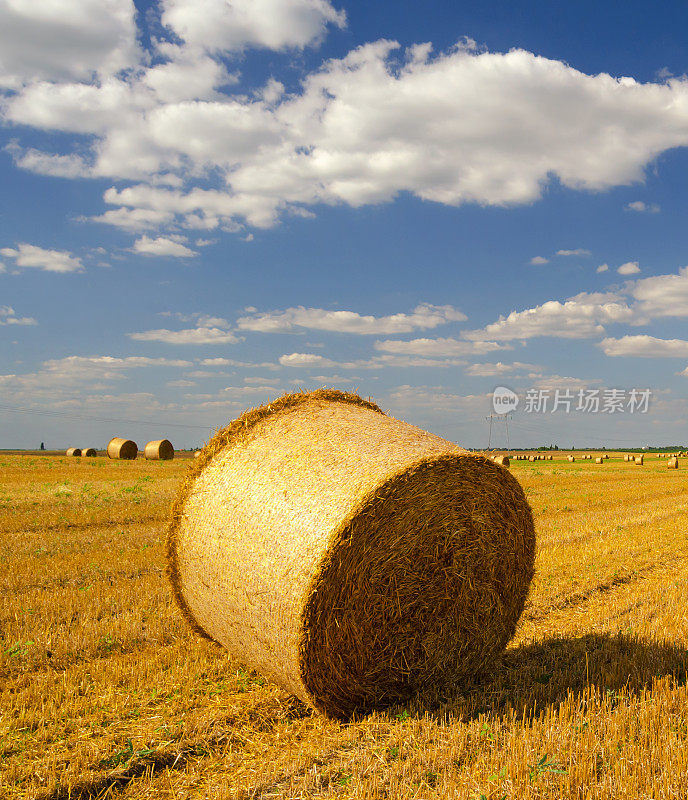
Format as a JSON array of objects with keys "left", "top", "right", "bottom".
[{"left": 1, "top": 452, "right": 688, "bottom": 800}]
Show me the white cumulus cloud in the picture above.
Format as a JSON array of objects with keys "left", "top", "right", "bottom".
[
  {"left": 0, "top": 0, "right": 138, "bottom": 88},
  {"left": 0, "top": 243, "right": 84, "bottom": 273},
  {"left": 617, "top": 261, "right": 641, "bottom": 275},
  {"left": 374, "top": 337, "right": 507, "bottom": 356},
  {"left": 237, "top": 304, "right": 466, "bottom": 334},
  {"left": 625, "top": 200, "right": 660, "bottom": 213},
  {"left": 132, "top": 236, "right": 199, "bottom": 257},
  {"left": 556, "top": 248, "right": 591, "bottom": 257},
  {"left": 8, "top": 39, "right": 688, "bottom": 233},
  {"left": 599, "top": 336, "right": 688, "bottom": 358},
  {"left": 0, "top": 305, "right": 37, "bottom": 325},
  {"left": 463, "top": 291, "right": 637, "bottom": 341},
  {"left": 160, "top": 0, "right": 345, "bottom": 54}
]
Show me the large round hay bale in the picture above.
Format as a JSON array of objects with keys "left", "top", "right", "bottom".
[
  {"left": 168, "top": 390, "right": 535, "bottom": 719},
  {"left": 107, "top": 437, "right": 138, "bottom": 460},
  {"left": 668, "top": 458, "right": 679, "bottom": 469},
  {"left": 66, "top": 447, "right": 81, "bottom": 457},
  {"left": 144, "top": 439, "right": 174, "bottom": 460},
  {"left": 81, "top": 447, "right": 96, "bottom": 457}
]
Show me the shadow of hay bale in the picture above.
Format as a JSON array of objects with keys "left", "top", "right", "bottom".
[{"left": 381, "top": 632, "right": 688, "bottom": 723}]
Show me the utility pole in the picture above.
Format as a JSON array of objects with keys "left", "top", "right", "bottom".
[{"left": 486, "top": 413, "right": 512, "bottom": 450}]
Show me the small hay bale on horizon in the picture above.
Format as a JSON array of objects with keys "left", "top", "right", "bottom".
[
  {"left": 167, "top": 389, "right": 535, "bottom": 719},
  {"left": 668, "top": 458, "right": 679, "bottom": 469},
  {"left": 595, "top": 457, "right": 604, "bottom": 464},
  {"left": 144, "top": 439, "right": 174, "bottom": 460},
  {"left": 635, "top": 455, "right": 644, "bottom": 465},
  {"left": 66, "top": 447, "right": 81, "bottom": 457},
  {"left": 492, "top": 455, "right": 510, "bottom": 467},
  {"left": 107, "top": 437, "right": 138, "bottom": 460},
  {"left": 81, "top": 447, "right": 96, "bottom": 457},
  {"left": 568, "top": 455, "right": 575, "bottom": 462}
]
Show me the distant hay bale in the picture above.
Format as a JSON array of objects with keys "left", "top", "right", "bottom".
[
  {"left": 635, "top": 455, "right": 644, "bottom": 465},
  {"left": 547, "top": 455, "right": 553, "bottom": 460},
  {"left": 528, "top": 455, "right": 536, "bottom": 462},
  {"left": 66, "top": 447, "right": 81, "bottom": 457},
  {"left": 595, "top": 457, "right": 604, "bottom": 464},
  {"left": 668, "top": 458, "right": 679, "bottom": 469},
  {"left": 492, "top": 455, "right": 510, "bottom": 467},
  {"left": 168, "top": 389, "right": 535, "bottom": 719},
  {"left": 567, "top": 455, "right": 575, "bottom": 462},
  {"left": 81, "top": 448, "right": 96, "bottom": 457},
  {"left": 107, "top": 437, "right": 138, "bottom": 460},
  {"left": 603, "top": 454, "right": 609, "bottom": 459},
  {"left": 623, "top": 454, "right": 630, "bottom": 462},
  {"left": 144, "top": 439, "right": 174, "bottom": 460}
]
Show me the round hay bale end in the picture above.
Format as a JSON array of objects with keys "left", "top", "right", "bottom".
[
  {"left": 567, "top": 455, "right": 575, "bottom": 462},
  {"left": 144, "top": 439, "right": 174, "bottom": 460},
  {"left": 81, "top": 447, "right": 97, "bottom": 457},
  {"left": 595, "top": 457, "right": 604, "bottom": 464},
  {"left": 635, "top": 455, "right": 644, "bottom": 465},
  {"left": 168, "top": 390, "right": 535, "bottom": 719},
  {"left": 107, "top": 437, "right": 138, "bottom": 460},
  {"left": 66, "top": 447, "right": 81, "bottom": 457},
  {"left": 528, "top": 455, "right": 536, "bottom": 462},
  {"left": 668, "top": 458, "right": 679, "bottom": 469},
  {"left": 492, "top": 455, "right": 510, "bottom": 467}
]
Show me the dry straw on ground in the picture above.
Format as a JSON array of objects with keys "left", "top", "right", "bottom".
[
  {"left": 81, "top": 447, "right": 97, "bottom": 457},
  {"left": 107, "top": 437, "right": 138, "bottom": 460},
  {"left": 145, "top": 439, "right": 175, "bottom": 460},
  {"left": 167, "top": 389, "right": 535, "bottom": 719},
  {"left": 65, "top": 447, "right": 81, "bottom": 457}
]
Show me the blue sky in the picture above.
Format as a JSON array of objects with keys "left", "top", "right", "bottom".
[{"left": 2, "top": 0, "right": 688, "bottom": 449}]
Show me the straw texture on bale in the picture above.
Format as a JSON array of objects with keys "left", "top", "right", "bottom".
[
  {"left": 635, "top": 455, "right": 644, "bottom": 465},
  {"left": 66, "top": 447, "right": 81, "bottom": 457},
  {"left": 168, "top": 389, "right": 535, "bottom": 719},
  {"left": 668, "top": 458, "right": 679, "bottom": 469},
  {"left": 81, "top": 447, "right": 96, "bottom": 457},
  {"left": 107, "top": 437, "right": 138, "bottom": 460},
  {"left": 144, "top": 439, "right": 174, "bottom": 460},
  {"left": 595, "top": 457, "right": 604, "bottom": 464}
]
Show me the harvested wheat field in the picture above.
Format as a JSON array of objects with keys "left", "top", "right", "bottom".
[{"left": 2, "top": 451, "right": 688, "bottom": 799}]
